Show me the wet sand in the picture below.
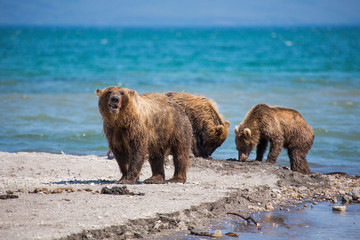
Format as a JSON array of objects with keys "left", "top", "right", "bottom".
[{"left": 0, "top": 151, "right": 358, "bottom": 239}]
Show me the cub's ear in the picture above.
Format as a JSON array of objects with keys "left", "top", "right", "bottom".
[
  {"left": 244, "top": 128, "right": 252, "bottom": 138},
  {"left": 224, "top": 120, "right": 230, "bottom": 128},
  {"left": 95, "top": 89, "right": 103, "bottom": 97},
  {"left": 234, "top": 126, "right": 240, "bottom": 135},
  {"left": 128, "top": 90, "right": 136, "bottom": 96}
]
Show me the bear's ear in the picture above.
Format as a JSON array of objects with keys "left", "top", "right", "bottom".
[
  {"left": 128, "top": 89, "right": 136, "bottom": 96},
  {"left": 215, "top": 125, "right": 224, "bottom": 135},
  {"left": 224, "top": 120, "right": 230, "bottom": 128},
  {"left": 96, "top": 89, "right": 103, "bottom": 97},
  {"left": 244, "top": 128, "right": 252, "bottom": 138}
]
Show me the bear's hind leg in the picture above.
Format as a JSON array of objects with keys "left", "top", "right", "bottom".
[
  {"left": 266, "top": 139, "right": 283, "bottom": 164},
  {"left": 167, "top": 147, "right": 189, "bottom": 184},
  {"left": 143, "top": 153, "right": 166, "bottom": 184},
  {"left": 288, "top": 148, "right": 310, "bottom": 174}
]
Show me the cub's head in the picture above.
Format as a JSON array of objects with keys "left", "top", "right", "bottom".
[
  {"left": 234, "top": 125, "right": 256, "bottom": 162},
  {"left": 96, "top": 87, "right": 136, "bottom": 115}
]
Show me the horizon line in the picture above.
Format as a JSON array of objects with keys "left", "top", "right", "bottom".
[{"left": 1, "top": 23, "right": 359, "bottom": 28}]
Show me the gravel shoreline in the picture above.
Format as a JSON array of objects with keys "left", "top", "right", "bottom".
[{"left": 0, "top": 152, "right": 359, "bottom": 240}]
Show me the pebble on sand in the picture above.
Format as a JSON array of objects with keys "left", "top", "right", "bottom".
[
  {"left": 332, "top": 205, "right": 346, "bottom": 212},
  {"left": 265, "top": 202, "right": 274, "bottom": 211}
]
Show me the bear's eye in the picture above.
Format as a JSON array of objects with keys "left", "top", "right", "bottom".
[
  {"left": 106, "top": 91, "right": 112, "bottom": 96},
  {"left": 120, "top": 91, "right": 125, "bottom": 95}
]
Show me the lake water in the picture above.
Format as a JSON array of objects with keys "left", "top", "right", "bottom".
[{"left": 0, "top": 26, "right": 359, "bottom": 175}]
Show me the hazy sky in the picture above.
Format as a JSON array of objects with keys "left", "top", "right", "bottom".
[{"left": 1, "top": 0, "right": 360, "bottom": 27}]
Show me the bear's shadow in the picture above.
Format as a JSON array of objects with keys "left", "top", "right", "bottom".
[{"left": 46, "top": 179, "right": 117, "bottom": 185}]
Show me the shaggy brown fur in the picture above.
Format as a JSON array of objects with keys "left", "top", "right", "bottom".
[
  {"left": 235, "top": 104, "right": 314, "bottom": 174},
  {"left": 96, "top": 87, "right": 192, "bottom": 184},
  {"left": 165, "top": 92, "right": 230, "bottom": 158}
]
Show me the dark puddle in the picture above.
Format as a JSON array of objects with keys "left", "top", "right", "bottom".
[{"left": 162, "top": 202, "right": 360, "bottom": 239}]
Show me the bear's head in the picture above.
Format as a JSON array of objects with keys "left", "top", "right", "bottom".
[
  {"left": 96, "top": 87, "right": 136, "bottom": 116},
  {"left": 234, "top": 125, "right": 256, "bottom": 162},
  {"left": 202, "top": 120, "right": 230, "bottom": 157}
]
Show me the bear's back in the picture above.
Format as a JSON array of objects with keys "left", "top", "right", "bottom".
[{"left": 165, "top": 92, "right": 225, "bottom": 128}]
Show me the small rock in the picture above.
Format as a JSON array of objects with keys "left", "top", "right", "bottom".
[
  {"left": 6, "top": 190, "right": 14, "bottom": 195},
  {"left": 51, "top": 188, "right": 64, "bottom": 194},
  {"left": 342, "top": 195, "right": 353, "bottom": 204},
  {"left": 304, "top": 204, "right": 308, "bottom": 208},
  {"left": 101, "top": 186, "right": 145, "bottom": 196},
  {"left": 332, "top": 205, "right": 346, "bottom": 212},
  {"left": 65, "top": 187, "right": 75, "bottom": 193},
  {"left": 0, "top": 194, "right": 18, "bottom": 200},
  {"left": 212, "top": 230, "right": 222, "bottom": 238},
  {"left": 265, "top": 202, "right": 274, "bottom": 211},
  {"left": 272, "top": 189, "right": 281, "bottom": 194},
  {"left": 352, "top": 190, "right": 360, "bottom": 201},
  {"left": 133, "top": 232, "right": 142, "bottom": 238},
  {"left": 225, "top": 232, "right": 239, "bottom": 237}
]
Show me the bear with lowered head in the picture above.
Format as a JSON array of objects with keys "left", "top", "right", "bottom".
[
  {"left": 165, "top": 92, "right": 230, "bottom": 158},
  {"left": 235, "top": 104, "right": 314, "bottom": 174},
  {"left": 96, "top": 86, "right": 192, "bottom": 184}
]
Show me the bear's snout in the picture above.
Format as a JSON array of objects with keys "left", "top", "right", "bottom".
[
  {"left": 110, "top": 96, "right": 120, "bottom": 103},
  {"left": 108, "top": 95, "right": 122, "bottom": 114}
]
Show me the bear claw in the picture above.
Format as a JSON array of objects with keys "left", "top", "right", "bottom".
[
  {"left": 166, "top": 177, "right": 186, "bottom": 184},
  {"left": 143, "top": 177, "right": 165, "bottom": 184},
  {"left": 115, "top": 179, "right": 137, "bottom": 185}
]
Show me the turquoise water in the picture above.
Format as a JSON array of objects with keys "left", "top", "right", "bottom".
[{"left": 0, "top": 26, "right": 359, "bottom": 175}]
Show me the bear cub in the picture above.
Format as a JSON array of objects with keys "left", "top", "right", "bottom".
[{"left": 235, "top": 104, "right": 314, "bottom": 174}]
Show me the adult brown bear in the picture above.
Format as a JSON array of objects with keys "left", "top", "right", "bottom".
[
  {"left": 235, "top": 104, "right": 314, "bottom": 174},
  {"left": 165, "top": 92, "right": 230, "bottom": 158},
  {"left": 96, "top": 87, "right": 192, "bottom": 184}
]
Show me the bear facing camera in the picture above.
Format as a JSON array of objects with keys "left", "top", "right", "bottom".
[{"left": 96, "top": 86, "right": 192, "bottom": 184}]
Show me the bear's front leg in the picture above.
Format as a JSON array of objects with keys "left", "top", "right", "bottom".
[
  {"left": 119, "top": 145, "right": 147, "bottom": 184},
  {"left": 266, "top": 139, "right": 283, "bottom": 164},
  {"left": 256, "top": 138, "right": 268, "bottom": 161},
  {"left": 143, "top": 153, "right": 166, "bottom": 184},
  {"left": 111, "top": 149, "right": 130, "bottom": 183}
]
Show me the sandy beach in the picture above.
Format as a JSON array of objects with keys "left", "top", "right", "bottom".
[{"left": 0, "top": 151, "right": 359, "bottom": 240}]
